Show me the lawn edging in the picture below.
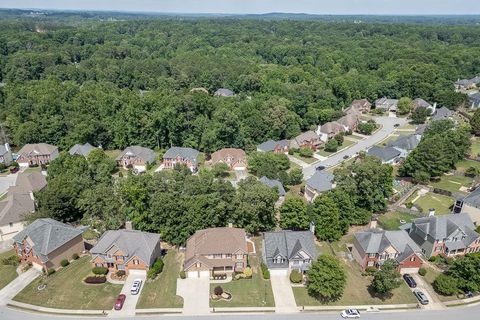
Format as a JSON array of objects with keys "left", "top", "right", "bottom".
[
  {"left": 444, "top": 296, "right": 480, "bottom": 308},
  {"left": 135, "top": 308, "right": 183, "bottom": 314},
  {"left": 211, "top": 306, "right": 276, "bottom": 313},
  {"left": 299, "top": 303, "right": 417, "bottom": 312},
  {"left": 7, "top": 301, "right": 107, "bottom": 316}
]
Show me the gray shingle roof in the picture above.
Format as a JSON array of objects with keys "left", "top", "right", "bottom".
[
  {"left": 259, "top": 176, "right": 286, "bottom": 196},
  {"left": 367, "top": 146, "right": 401, "bottom": 162},
  {"left": 375, "top": 97, "right": 399, "bottom": 110},
  {"left": 90, "top": 229, "right": 161, "bottom": 267},
  {"left": 263, "top": 230, "right": 318, "bottom": 269},
  {"left": 415, "top": 124, "right": 427, "bottom": 136},
  {"left": 463, "top": 187, "right": 480, "bottom": 208},
  {"left": 431, "top": 107, "right": 453, "bottom": 121},
  {"left": 306, "top": 171, "right": 334, "bottom": 193},
  {"left": 69, "top": 143, "right": 95, "bottom": 157},
  {"left": 257, "top": 139, "right": 289, "bottom": 152},
  {"left": 13, "top": 218, "right": 83, "bottom": 263},
  {"left": 117, "top": 146, "right": 156, "bottom": 164},
  {"left": 214, "top": 88, "right": 235, "bottom": 97},
  {"left": 387, "top": 134, "right": 420, "bottom": 151},
  {"left": 163, "top": 147, "right": 199, "bottom": 164},
  {"left": 412, "top": 98, "right": 432, "bottom": 109},
  {"left": 0, "top": 144, "right": 9, "bottom": 156}
]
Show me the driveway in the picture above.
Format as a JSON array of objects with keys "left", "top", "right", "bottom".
[
  {"left": 0, "top": 240, "right": 13, "bottom": 253},
  {"left": 303, "top": 116, "right": 407, "bottom": 179},
  {"left": 411, "top": 274, "right": 443, "bottom": 310},
  {"left": 270, "top": 274, "right": 298, "bottom": 313},
  {"left": 0, "top": 174, "right": 17, "bottom": 196},
  {"left": 108, "top": 270, "right": 146, "bottom": 317},
  {"left": 176, "top": 277, "right": 210, "bottom": 315},
  {"left": 0, "top": 268, "right": 41, "bottom": 305}
]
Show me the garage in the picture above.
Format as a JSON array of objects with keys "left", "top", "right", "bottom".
[
  {"left": 400, "top": 267, "right": 419, "bottom": 274},
  {"left": 187, "top": 270, "right": 210, "bottom": 278},
  {"left": 32, "top": 262, "right": 44, "bottom": 272},
  {"left": 269, "top": 268, "right": 288, "bottom": 276}
]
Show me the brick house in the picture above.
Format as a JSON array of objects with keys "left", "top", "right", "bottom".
[
  {"left": 16, "top": 143, "right": 59, "bottom": 167},
  {"left": 13, "top": 218, "right": 84, "bottom": 272},
  {"left": 316, "top": 121, "right": 346, "bottom": 142},
  {"left": 210, "top": 148, "right": 247, "bottom": 170},
  {"left": 406, "top": 214, "right": 480, "bottom": 258},
  {"left": 345, "top": 99, "right": 372, "bottom": 114},
  {"left": 116, "top": 146, "right": 156, "bottom": 172},
  {"left": 183, "top": 226, "right": 254, "bottom": 278},
  {"left": 90, "top": 229, "right": 161, "bottom": 275},
  {"left": 256, "top": 139, "right": 289, "bottom": 154},
  {"left": 289, "top": 131, "right": 322, "bottom": 151},
  {"left": 352, "top": 229, "right": 423, "bottom": 273},
  {"left": 163, "top": 147, "right": 200, "bottom": 172}
]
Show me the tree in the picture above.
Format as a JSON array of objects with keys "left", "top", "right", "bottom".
[
  {"left": 279, "top": 197, "right": 310, "bottom": 230},
  {"left": 310, "top": 194, "right": 342, "bottom": 241},
  {"left": 324, "top": 139, "right": 339, "bottom": 152},
  {"left": 433, "top": 274, "right": 459, "bottom": 296},
  {"left": 358, "top": 121, "right": 377, "bottom": 135},
  {"left": 299, "top": 147, "right": 313, "bottom": 158},
  {"left": 411, "top": 107, "right": 431, "bottom": 124},
  {"left": 288, "top": 168, "right": 303, "bottom": 185},
  {"left": 471, "top": 109, "right": 480, "bottom": 136},
  {"left": 397, "top": 97, "right": 413, "bottom": 115},
  {"left": 412, "top": 170, "right": 431, "bottom": 184},
  {"left": 211, "top": 163, "right": 230, "bottom": 178},
  {"left": 448, "top": 253, "right": 480, "bottom": 292},
  {"left": 307, "top": 255, "right": 346, "bottom": 301},
  {"left": 371, "top": 260, "right": 401, "bottom": 296},
  {"left": 247, "top": 152, "right": 290, "bottom": 179}
]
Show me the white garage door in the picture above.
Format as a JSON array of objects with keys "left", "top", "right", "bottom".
[
  {"left": 32, "top": 262, "right": 44, "bottom": 272},
  {"left": 187, "top": 271, "right": 199, "bottom": 278},
  {"left": 199, "top": 271, "right": 210, "bottom": 278},
  {"left": 269, "top": 269, "right": 288, "bottom": 276},
  {"left": 400, "top": 267, "right": 419, "bottom": 274}
]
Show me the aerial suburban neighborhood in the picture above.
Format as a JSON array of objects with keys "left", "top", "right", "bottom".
[{"left": 1, "top": 3, "right": 480, "bottom": 320}]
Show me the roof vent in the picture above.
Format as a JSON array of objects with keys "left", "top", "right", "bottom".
[
  {"left": 125, "top": 221, "right": 133, "bottom": 230},
  {"left": 429, "top": 208, "right": 436, "bottom": 217}
]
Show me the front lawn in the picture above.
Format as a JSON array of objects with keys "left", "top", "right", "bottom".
[
  {"left": 293, "top": 260, "right": 417, "bottom": 306},
  {"left": 470, "top": 138, "right": 480, "bottom": 157},
  {"left": 136, "top": 250, "right": 184, "bottom": 309},
  {"left": 0, "top": 250, "right": 18, "bottom": 290},
  {"left": 210, "top": 238, "right": 274, "bottom": 307},
  {"left": 431, "top": 175, "right": 473, "bottom": 194},
  {"left": 317, "top": 140, "right": 354, "bottom": 157},
  {"left": 290, "top": 153, "right": 317, "bottom": 164},
  {"left": 413, "top": 192, "right": 454, "bottom": 215},
  {"left": 13, "top": 256, "right": 122, "bottom": 310},
  {"left": 378, "top": 211, "right": 418, "bottom": 230}
]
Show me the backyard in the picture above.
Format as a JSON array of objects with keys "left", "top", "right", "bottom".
[
  {"left": 470, "top": 137, "right": 480, "bottom": 157},
  {"left": 136, "top": 250, "right": 184, "bottom": 309},
  {"left": 406, "top": 191, "right": 454, "bottom": 215},
  {"left": 378, "top": 211, "right": 418, "bottom": 230},
  {"left": 0, "top": 250, "right": 18, "bottom": 290},
  {"left": 209, "top": 238, "right": 275, "bottom": 307},
  {"left": 430, "top": 175, "right": 472, "bottom": 194},
  {"left": 13, "top": 256, "right": 122, "bottom": 310}
]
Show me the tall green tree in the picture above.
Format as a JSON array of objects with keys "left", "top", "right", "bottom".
[
  {"left": 279, "top": 197, "right": 310, "bottom": 231},
  {"left": 371, "top": 260, "right": 401, "bottom": 296},
  {"left": 307, "top": 256, "right": 346, "bottom": 301},
  {"left": 310, "top": 194, "right": 342, "bottom": 241}
]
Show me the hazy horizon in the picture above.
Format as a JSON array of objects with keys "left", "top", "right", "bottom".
[{"left": 1, "top": 0, "right": 480, "bottom": 15}]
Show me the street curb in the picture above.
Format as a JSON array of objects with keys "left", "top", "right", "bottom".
[{"left": 7, "top": 302, "right": 107, "bottom": 317}]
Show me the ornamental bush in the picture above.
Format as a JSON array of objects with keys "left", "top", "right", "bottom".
[
  {"left": 116, "top": 270, "right": 126, "bottom": 277},
  {"left": 433, "top": 274, "right": 459, "bottom": 296},
  {"left": 84, "top": 276, "right": 107, "bottom": 284},
  {"left": 72, "top": 253, "right": 79, "bottom": 260},
  {"left": 243, "top": 267, "right": 253, "bottom": 278},
  {"left": 47, "top": 268, "right": 56, "bottom": 276},
  {"left": 418, "top": 268, "right": 427, "bottom": 276},
  {"left": 179, "top": 270, "right": 186, "bottom": 279},
  {"left": 92, "top": 266, "right": 108, "bottom": 275},
  {"left": 214, "top": 286, "right": 223, "bottom": 296},
  {"left": 289, "top": 270, "right": 303, "bottom": 283},
  {"left": 60, "top": 259, "right": 69, "bottom": 267},
  {"left": 148, "top": 257, "right": 164, "bottom": 279},
  {"left": 260, "top": 263, "right": 270, "bottom": 279}
]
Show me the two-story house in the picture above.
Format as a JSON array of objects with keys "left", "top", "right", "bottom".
[
  {"left": 406, "top": 214, "right": 480, "bottom": 258},
  {"left": 0, "top": 143, "right": 13, "bottom": 166},
  {"left": 90, "top": 229, "right": 161, "bottom": 275},
  {"left": 263, "top": 230, "right": 318, "bottom": 276},
  {"left": 431, "top": 106, "right": 453, "bottom": 122},
  {"left": 116, "top": 146, "right": 156, "bottom": 172},
  {"left": 289, "top": 131, "right": 322, "bottom": 151},
  {"left": 352, "top": 229, "right": 423, "bottom": 273},
  {"left": 458, "top": 187, "right": 480, "bottom": 224},
  {"left": 163, "top": 147, "right": 200, "bottom": 172},
  {"left": 345, "top": 99, "right": 371, "bottom": 114},
  {"left": 13, "top": 218, "right": 84, "bottom": 272},
  {"left": 304, "top": 171, "right": 335, "bottom": 203},
  {"left": 69, "top": 143, "right": 95, "bottom": 158},
  {"left": 256, "top": 139, "right": 289, "bottom": 154},
  {"left": 367, "top": 146, "right": 401, "bottom": 164},
  {"left": 16, "top": 143, "right": 59, "bottom": 167},
  {"left": 386, "top": 134, "right": 420, "bottom": 159},
  {"left": 316, "top": 121, "right": 346, "bottom": 143},
  {"left": 375, "top": 97, "right": 399, "bottom": 112},
  {"left": 183, "top": 226, "right": 254, "bottom": 278},
  {"left": 210, "top": 148, "right": 247, "bottom": 170}
]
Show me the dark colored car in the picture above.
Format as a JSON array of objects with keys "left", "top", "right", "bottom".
[
  {"left": 403, "top": 274, "right": 417, "bottom": 288},
  {"left": 343, "top": 155, "right": 350, "bottom": 160},
  {"left": 414, "top": 290, "right": 429, "bottom": 305},
  {"left": 394, "top": 123, "right": 400, "bottom": 128},
  {"left": 464, "top": 290, "right": 474, "bottom": 298},
  {"left": 316, "top": 165, "right": 326, "bottom": 171},
  {"left": 9, "top": 167, "right": 19, "bottom": 174},
  {"left": 114, "top": 294, "right": 126, "bottom": 310}
]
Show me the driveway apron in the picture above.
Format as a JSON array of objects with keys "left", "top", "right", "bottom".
[
  {"left": 176, "top": 277, "right": 210, "bottom": 315},
  {"left": 0, "top": 268, "right": 41, "bottom": 305},
  {"left": 270, "top": 274, "right": 298, "bottom": 313},
  {"left": 411, "top": 274, "right": 444, "bottom": 310}
]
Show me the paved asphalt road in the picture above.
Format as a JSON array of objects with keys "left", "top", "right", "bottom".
[
  {"left": 1, "top": 304, "right": 480, "bottom": 320},
  {"left": 302, "top": 116, "right": 408, "bottom": 179}
]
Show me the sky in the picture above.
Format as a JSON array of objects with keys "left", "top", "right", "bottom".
[{"left": 0, "top": 0, "right": 480, "bottom": 15}]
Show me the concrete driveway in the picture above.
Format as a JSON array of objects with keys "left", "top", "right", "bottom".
[
  {"left": 303, "top": 116, "right": 407, "bottom": 179},
  {"left": 411, "top": 274, "right": 443, "bottom": 310},
  {"left": 108, "top": 270, "right": 146, "bottom": 317},
  {"left": 0, "top": 268, "right": 41, "bottom": 305},
  {"left": 177, "top": 277, "right": 210, "bottom": 315},
  {"left": 0, "top": 174, "right": 17, "bottom": 196},
  {"left": 270, "top": 274, "right": 298, "bottom": 313}
]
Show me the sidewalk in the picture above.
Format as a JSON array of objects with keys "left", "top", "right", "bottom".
[{"left": 0, "top": 268, "right": 41, "bottom": 305}]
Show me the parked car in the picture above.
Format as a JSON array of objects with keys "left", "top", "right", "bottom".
[
  {"left": 394, "top": 123, "right": 400, "bottom": 128},
  {"left": 130, "top": 279, "right": 143, "bottom": 295},
  {"left": 9, "top": 167, "right": 19, "bottom": 174},
  {"left": 403, "top": 274, "right": 417, "bottom": 288},
  {"left": 343, "top": 155, "right": 350, "bottom": 160},
  {"left": 341, "top": 309, "right": 360, "bottom": 318},
  {"left": 414, "top": 290, "right": 429, "bottom": 305},
  {"left": 114, "top": 294, "right": 126, "bottom": 310},
  {"left": 464, "top": 290, "right": 474, "bottom": 298},
  {"left": 316, "top": 165, "right": 326, "bottom": 171}
]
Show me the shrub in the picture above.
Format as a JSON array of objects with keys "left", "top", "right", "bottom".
[
  {"left": 405, "top": 202, "right": 414, "bottom": 209},
  {"left": 84, "top": 276, "right": 107, "bottom": 284},
  {"left": 260, "top": 263, "right": 270, "bottom": 280},
  {"left": 92, "top": 266, "right": 108, "bottom": 275},
  {"left": 179, "top": 270, "right": 186, "bottom": 279},
  {"left": 1, "top": 255, "right": 20, "bottom": 266},
  {"left": 290, "top": 270, "right": 303, "bottom": 283},
  {"left": 60, "top": 259, "right": 69, "bottom": 267},
  {"left": 243, "top": 267, "right": 253, "bottom": 278},
  {"left": 299, "top": 147, "right": 313, "bottom": 158},
  {"left": 324, "top": 139, "right": 339, "bottom": 152},
  {"left": 433, "top": 274, "right": 459, "bottom": 296},
  {"left": 72, "top": 253, "right": 80, "bottom": 260},
  {"left": 428, "top": 256, "right": 438, "bottom": 263},
  {"left": 148, "top": 257, "right": 164, "bottom": 279},
  {"left": 47, "top": 268, "right": 56, "bottom": 276},
  {"left": 364, "top": 267, "right": 377, "bottom": 276},
  {"left": 214, "top": 286, "right": 223, "bottom": 296},
  {"left": 418, "top": 268, "right": 427, "bottom": 276},
  {"left": 116, "top": 270, "right": 126, "bottom": 277}
]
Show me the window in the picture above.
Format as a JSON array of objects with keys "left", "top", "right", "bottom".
[
  {"left": 367, "top": 261, "right": 374, "bottom": 267},
  {"left": 368, "top": 253, "right": 376, "bottom": 258},
  {"left": 236, "top": 254, "right": 243, "bottom": 260},
  {"left": 235, "top": 262, "right": 243, "bottom": 269},
  {"left": 213, "top": 254, "right": 222, "bottom": 259},
  {"left": 410, "top": 256, "right": 416, "bottom": 262},
  {"left": 293, "top": 260, "right": 299, "bottom": 265},
  {"left": 389, "top": 253, "right": 396, "bottom": 259},
  {"left": 133, "top": 259, "right": 139, "bottom": 265},
  {"left": 226, "top": 254, "right": 232, "bottom": 258}
]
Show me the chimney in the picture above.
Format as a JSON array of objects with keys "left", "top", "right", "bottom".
[
  {"left": 369, "top": 220, "right": 378, "bottom": 229},
  {"left": 228, "top": 222, "right": 233, "bottom": 228},
  {"left": 432, "top": 102, "right": 437, "bottom": 113},
  {"left": 125, "top": 221, "right": 133, "bottom": 230},
  {"left": 4, "top": 143, "right": 10, "bottom": 152},
  {"left": 309, "top": 221, "right": 316, "bottom": 234},
  {"left": 429, "top": 208, "right": 435, "bottom": 217}
]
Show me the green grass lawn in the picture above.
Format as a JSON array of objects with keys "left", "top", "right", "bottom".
[
  {"left": 210, "top": 237, "right": 274, "bottom": 307},
  {"left": 104, "top": 149, "right": 121, "bottom": 160},
  {"left": 13, "top": 256, "right": 122, "bottom": 310},
  {"left": 378, "top": 211, "right": 418, "bottom": 230},
  {"left": 414, "top": 192, "right": 454, "bottom": 215},
  {"left": 470, "top": 138, "right": 480, "bottom": 157},
  {"left": 419, "top": 266, "right": 456, "bottom": 302},
  {"left": 397, "top": 123, "right": 417, "bottom": 130},
  {"left": 317, "top": 140, "right": 354, "bottom": 157},
  {"left": 456, "top": 159, "right": 480, "bottom": 172},
  {"left": 136, "top": 250, "right": 184, "bottom": 309},
  {"left": 0, "top": 250, "right": 18, "bottom": 290},
  {"left": 430, "top": 175, "right": 473, "bottom": 194},
  {"left": 290, "top": 153, "right": 317, "bottom": 164},
  {"left": 23, "top": 167, "right": 42, "bottom": 173},
  {"left": 293, "top": 260, "right": 417, "bottom": 306}
]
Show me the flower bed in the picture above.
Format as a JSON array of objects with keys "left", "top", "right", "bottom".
[
  {"left": 211, "top": 292, "right": 232, "bottom": 301},
  {"left": 84, "top": 275, "right": 107, "bottom": 284}
]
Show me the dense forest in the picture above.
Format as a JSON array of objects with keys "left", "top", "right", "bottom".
[{"left": 0, "top": 14, "right": 479, "bottom": 153}]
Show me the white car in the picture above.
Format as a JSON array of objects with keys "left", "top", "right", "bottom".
[
  {"left": 130, "top": 279, "right": 143, "bottom": 295},
  {"left": 341, "top": 309, "right": 360, "bottom": 318}
]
